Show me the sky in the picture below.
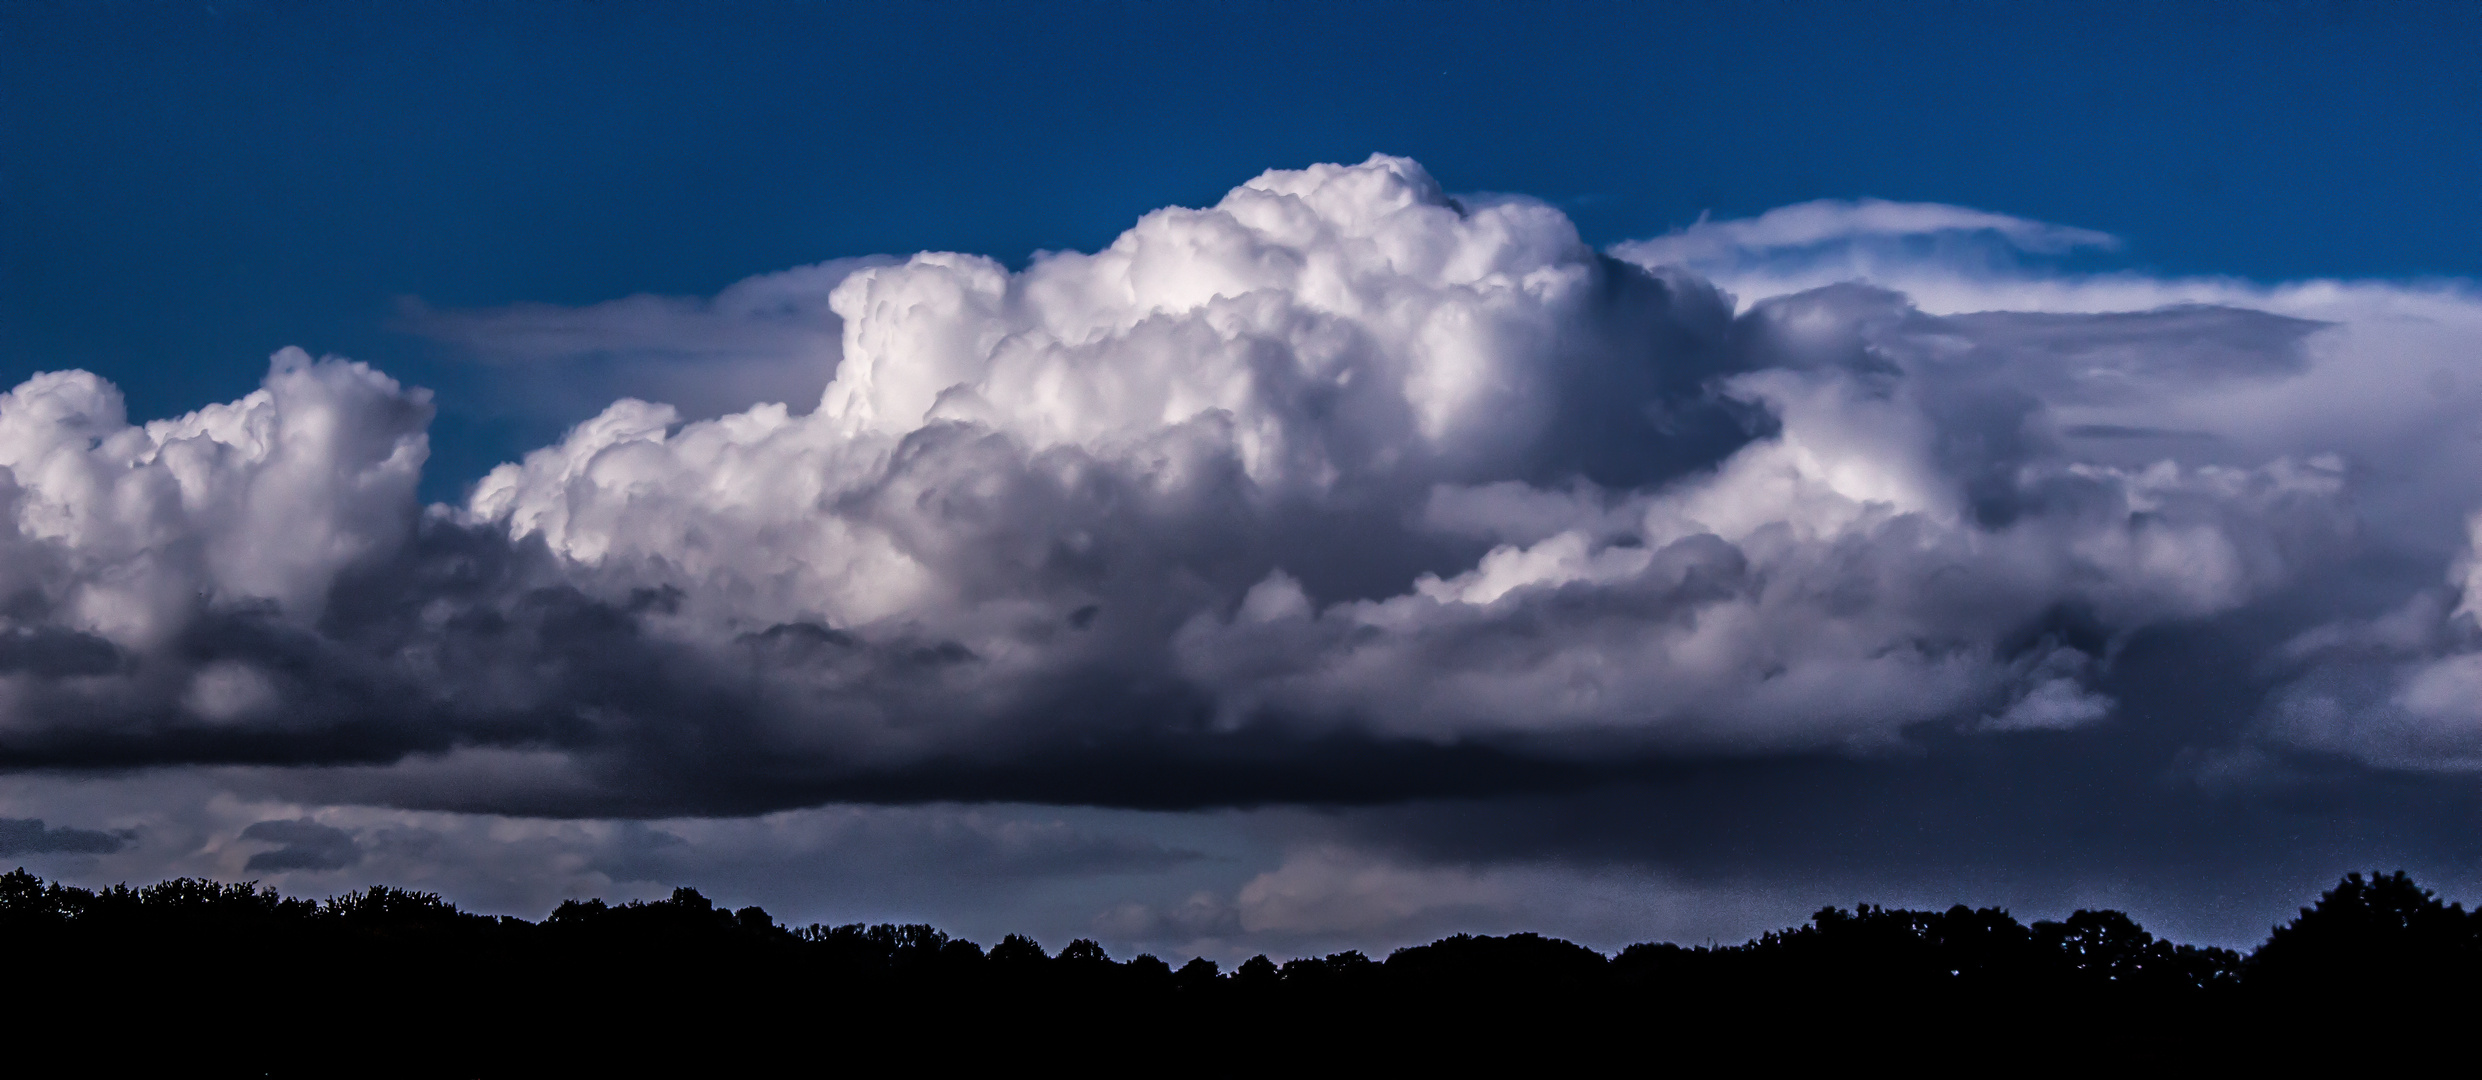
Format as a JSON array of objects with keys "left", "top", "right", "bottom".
[{"left": 4, "top": 1, "right": 2482, "bottom": 959}]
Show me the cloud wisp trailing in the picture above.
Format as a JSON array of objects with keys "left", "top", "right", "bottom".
[
  {"left": 3, "top": 155, "right": 2480, "bottom": 834},
  {"left": 396, "top": 256, "right": 899, "bottom": 427},
  {"left": 1615, "top": 196, "right": 2120, "bottom": 268}
]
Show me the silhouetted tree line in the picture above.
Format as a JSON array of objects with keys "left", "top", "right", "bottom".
[{"left": 4, "top": 868, "right": 2475, "bottom": 1072}]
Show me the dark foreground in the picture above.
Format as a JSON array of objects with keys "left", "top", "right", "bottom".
[{"left": 5, "top": 868, "right": 2478, "bottom": 1073}]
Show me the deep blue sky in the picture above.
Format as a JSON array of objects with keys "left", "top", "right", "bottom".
[{"left": 6, "top": 1, "right": 2478, "bottom": 493}]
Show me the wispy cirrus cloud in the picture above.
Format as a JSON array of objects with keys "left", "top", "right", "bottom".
[{"left": 1614, "top": 197, "right": 2118, "bottom": 271}]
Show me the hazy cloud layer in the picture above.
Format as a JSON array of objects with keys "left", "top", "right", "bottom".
[
  {"left": 0, "top": 769, "right": 1244, "bottom": 949},
  {"left": 2, "top": 156, "right": 2479, "bottom": 827},
  {"left": 10, "top": 763, "right": 2458, "bottom": 958}
]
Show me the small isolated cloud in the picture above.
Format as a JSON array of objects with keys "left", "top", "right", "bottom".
[
  {"left": 0, "top": 818, "right": 129, "bottom": 857},
  {"left": 240, "top": 819, "right": 362, "bottom": 872}
]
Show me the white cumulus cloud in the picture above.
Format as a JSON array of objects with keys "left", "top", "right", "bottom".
[{"left": 0, "top": 155, "right": 2470, "bottom": 811}]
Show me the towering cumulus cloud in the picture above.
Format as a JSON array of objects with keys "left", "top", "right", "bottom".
[{"left": 0, "top": 156, "right": 2468, "bottom": 813}]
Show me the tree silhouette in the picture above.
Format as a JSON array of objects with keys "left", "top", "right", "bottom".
[
  {"left": 1234, "top": 953, "right": 1280, "bottom": 988},
  {"left": 1173, "top": 956, "right": 1221, "bottom": 992},
  {"left": 3, "top": 863, "right": 2470, "bottom": 1065},
  {"left": 2249, "top": 870, "right": 2481, "bottom": 992},
  {"left": 1058, "top": 937, "right": 1113, "bottom": 966},
  {"left": 991, "top": 932, "right": 1050, "bottom": 967}
]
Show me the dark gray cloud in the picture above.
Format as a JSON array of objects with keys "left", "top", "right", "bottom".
[
  {"left": 0, "top": 817, "right": 129, "bottom": 857},
  {"left": 0, "top": 626, "right": 122, "bottom": 677},
  {"left": 587, "top": 814, "right": 1200, "bottom": 893},
  {"left": 240, "top": 819, "right": 362, "bottom": 872}
]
